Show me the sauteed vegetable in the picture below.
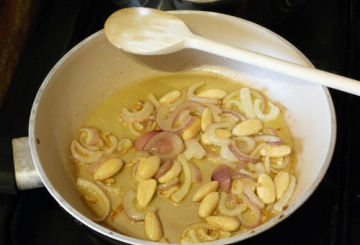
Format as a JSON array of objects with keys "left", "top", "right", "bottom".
[{"left": 69, "top": 72, "right": 296, "bottom": 243}]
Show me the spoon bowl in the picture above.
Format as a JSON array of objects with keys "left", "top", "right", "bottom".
[
  {"left": 105, "top": 7, "right": 192, "bottom": 54},
  {"left": 105, "top": 7, "right": 360, "bottom": 96}
]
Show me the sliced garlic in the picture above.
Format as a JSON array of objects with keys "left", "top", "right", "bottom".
[
  {"left": 274, "top": 172, "right": 290, "bottom": 200},
  {"left": 137, "top": 179, "right": 157, "bottom": 208},
  {"left": 136, "top": 155, "right": 161, "bottom": 180},
  {"left": 256, "top": 173, "right": 276, "bottom": 204},
  {"left": 197, "top": 89, "right": 227, "bottom": 99},
  {"left": 159, "top": 90, "right": 182, "bottom": 104},
  {"left": 145, "top": 212, "right": 163, "bottom": 241},
  {"left": 198, "top": 192, "right": 219, "bottom": 218},
  {"left": 193, "top": 181, "right": 219, "bottom": 202},
  {"left": 206, "top": 215, "right": 240, "bottom": 232},
  {"left": 182, "top": 116, "right": 201, "bottom": 140},
  {"left": 201, "top": 107, "right": 213, "bottom": 132},
  {"left": 232, "top": 119, "right": 263, "bottom": 137},
  {"left": 93, "top": 158, "right": 123, "bottom": 181},
  {"left": 259, "top": 145, "right": 291, "bottom": 158}
]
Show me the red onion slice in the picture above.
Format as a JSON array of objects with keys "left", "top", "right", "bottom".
[
  {"left": 154, "top": 159, "right": 174, "bottom": 179},
  {"left": 244, "top": 183, "right": 265, "bottom": 209},
  {"left": 143, "top": 131, "right": 184, "bottom": 158},
  {"left": 156, "top": 101, "right": 204, "bottom": 132},
  {"left": 236, "top": 194, "right": 262, "bottom": 229},
  {"left": 229, "top": 140, "right": 259, "bottom": 163},
  {"left": 135, "top": 130, "right": 161, "bottom": 151},
  {"left": 211, "top": 165, "right": 231, "bottom": 192},
  {"left": 253, "top": 134, "right": 283, "bottom": 145}
]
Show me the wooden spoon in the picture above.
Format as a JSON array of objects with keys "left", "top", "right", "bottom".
[{"left": 105, "top": 7, "right": 360, "bottom": 96}]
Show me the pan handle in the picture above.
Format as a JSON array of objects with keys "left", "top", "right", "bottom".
[{"left": 0, "top": 137, "right": 44, "bottom": 194}]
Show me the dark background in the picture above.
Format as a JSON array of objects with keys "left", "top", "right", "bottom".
[{"left": 0, "top": 0, "right": 359, "bottom": 244}]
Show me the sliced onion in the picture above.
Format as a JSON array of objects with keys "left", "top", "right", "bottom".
[
  {"left": 253, "top": 134, "right": 283, "bottom": 145},
  {"left": 244, "top": 183, "right": 265, "bottom": 209},
  {"left": 135, "top": 130, "right": 161, "bottom": 151},
  {"left": 189, "top": 161, "right": 202, "bottom": 183},
  {"left": 233, "top": 136, "right": 256, "bottom": 154},
  {"left": 148, "top": 93, "right": 161, "bottom": 108},
  {"left": 218, "top": 191, "right": 247, "bottom": 216},
  {"left": 232, "top": 171, "right": 255, "bottom": 180},
  {"left": 120, "top": 102, "right": 154, "bottom": 123},
  {"left": 154, "top": 159, "right": 174, "bottom": 179},
  {"left": 156, "top": 101, "right": 203, "bottom": 132},
  {"left": 273, "top": 175, "right": 296, "bottom": 212},
  {"left": 130, "top": 162, "right": 139, "bottom": 185},
  {"left": 143, "top": 131, "right": 184, "bottom": 158},
  {"left": 222, "top": 90, "right": 239, "bottom": 105},
  {"left": 203, "top": 122, "right": 232, "bottom": 147},
  {"left": 77, "top": 178, "right": 110, "bottom": 222},
  {"left": 211, "top": 165, "right": 231, "bottom": 192},
  {"left": 101, "top": 134, "right": 118, "bottom": 154},
  {"left": 254, "top": 99, "right": 280, "bottom": 122},
  {"left": 117, "top": 137, "right": 133, "bottom": 155},
  {"left": 271, "top": 155, "right": 291, "bottom": 170},
  {"left": 220, "top": 145, "right": 239, "bottom": 163},
  {"left": 70, "top": 140, "right": 103, "bottom": 164},
  {"left": 238, "top": 169, "right": 260, "bottom": 179},
  {"left": 237, "top": 194, "right": 262, "bottom": 228},
  {"left": 79, "top": 126, "right": 101, "bottom": 146},
  {"left": 250, "top": 89, "right": 266, "bottom": 112},
  {"left": 123, "top": 189, "right": 157, "bottom": 221},
  {"left": 96, "top": 181, "right": 122, "bottom": 195},
  {"left": 240, "top": 88, "right": 255, "bottom": 119},
  {"left": 183, "top": 139, "right": 206, "bottom": 160},
  {"left": 187, "top": 81, "right": 220, "bottom": 104},
  {"left": 157, "top": 177, "right": 180, "bottom": 193},
  {"left": 229, "top": 140, "right": 259, "bottom": 163},
  {"left": 221, "top": 108, "right": 246, "bottom": 121},
  {"left": 171, "top": 154, "right": 192, "bottom": 203},
  {"left": 180, "top": 222, "right": 231, "bottom": 243}
]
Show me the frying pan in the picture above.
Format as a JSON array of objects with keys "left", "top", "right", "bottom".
[{"left": 2, "top": 10, "right": 335, "bottom": 244}]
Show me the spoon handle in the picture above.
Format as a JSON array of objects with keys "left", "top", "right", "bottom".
[{"left": 186, "top": 35, "right": 360, "bottom": 96}]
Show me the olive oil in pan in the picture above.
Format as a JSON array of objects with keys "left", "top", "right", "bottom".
[{"left": 72, "top": 71, "right": 295, "bottom": 243}]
